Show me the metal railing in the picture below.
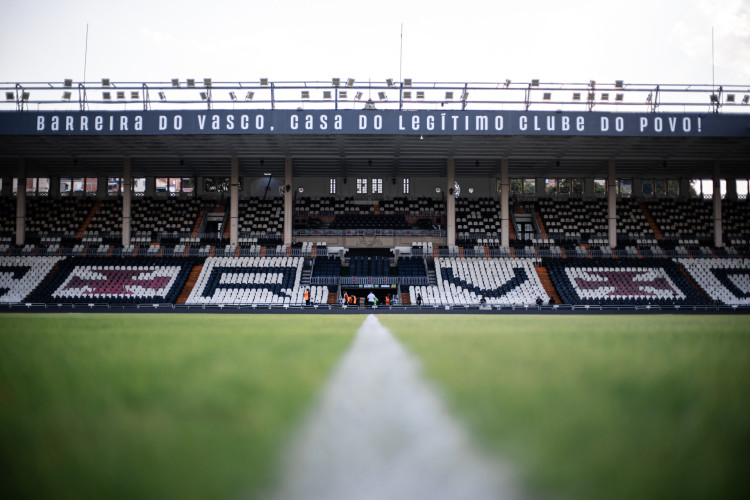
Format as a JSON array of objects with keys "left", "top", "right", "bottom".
[{"left": 3, "top": 79, "right": 749, "bottom": 114}]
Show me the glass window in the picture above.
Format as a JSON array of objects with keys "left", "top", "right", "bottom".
[
  {"left": 524, "top": 179, "right": 536, "bottom": 194},
  {"left": 617, "top": 179, "right": 632, "bottom": 196},
  {"left": 545, "top": 178, "right": 557, "bottom": 194},
  {"left": 60, "top": 177, "right": 72, "bottom": 194},
  {"left": 558, "top": 178, "right": 571, "bottom": 194},
  {"left": 509, "top": 179, "right": 522, "bottom": 194},
  {"left": 181, "top": 178, "right": 194, "bottom": 193},
  {"left": 572, "top": 178, "right": 583, "bottom": 194},
  {"left": 37, "top": 178, "right": 49, "bottom": 194},
  {"left": 108, "top": 178, "right": 121, "bottom": 193},
  {"left": 85, "top": 178, "right": 97, "bottom": 193},
  {"left": 403, "top": 178, "right": 410, "bottom": 194},
  {"left": 12, "top": 178, "right": 18, "bottom": 194},
  {"left": 329, "top": 178, "right": 336, "bottom": 194},
  {"left": 654, "top": 179, "right": 666, "bottom": 196},
  {"left": 204, "top": 177, "right": 229, "bottom": 192},
  {"left": 356, "top": 178, "right": 367, "bottom": 194},
  {"left": 371, "top": 178, "right": 383, "bottom": 194},
  {"left": 25, "top": 178, "right": 37, "bottom": 194},
  {"left": 133, "top": 178, "right": 146, "bottom": 193},
  {"left": 73, "top": 177, "right": 85, "bottom": 193},
  {"left": 594, "top": 178, "right": 606, "bottom": 194},
  {"left": 737, "top": 179, "right": 749, "bottom": 197},
  {"left": 667, "top": 179, "right": 679, "bottom": 197},
  {"left": 156, "top": 177, "right": 169, "bottom": 193},
  {"left": 642, "top": 179, "right": 653, "bottom": 195}
]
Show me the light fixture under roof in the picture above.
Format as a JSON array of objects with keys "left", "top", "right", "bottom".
[
  {"left": 229, "top": 91, "right": 236, "bottom": 101},
  {"left": 743, "top": 95, "right": 750, "bottom": 104},
  {"left": 301, "top": 90, "right": 310, "bottom": 99},
  {"left": 102, "top": 92, "right": 111, "bottom": 100},
  {"left": 601, "top": 93, "right": 609, "bottom": 101},
  {"left": 158, "top": 91, "right": 166, "bottom": 101},
  {"left": 200, "top": 91, "right": 208, "bottom": 100},
  {"left": 386, "top": 78, "right": 394, "bottom": 87},
  {"left": 416, "top": 91, "right": 424, "bottom": 99},
  {"left": 62, "top": 91, "right": 71, "bottom": 101},
  {"left": 378, "top": 91, "right": 387, "bottom": 100},
  {"left": 646, "top": 92, "right": 652, "bottom": 103},
  {"left": 346, "top": 78, "right": 355, "bottom": 87},
  {"left": 21, "top": 91, "right": 29, "bottom": 100},
  {"left": 404, "top": 78, "right": 412, "bottom": 87},
  {"left": 615, "top": 80, "right": 624, "bottom": 88},
  {"left": 5, "top": 92, "right": 14, "bottom": 101},
  {"left": 445, "top": 91, "right": 453, "bottom": 100},
  {"left": 615, "top": 93, "right": 624, "bottom": 102},
  {"left": 245, "top": 91, "right": 254, "bottom": 100},
  {"left": 332, "top": 77, "right": 340, "bottom": 87},
  {"left": 187, "top": 79, "right": 195, "bottom": 87},
  {"left": 504, "top": 79, "right": 511, "bottom": 88},
  {"left": 461, "top": 90, "right": 469, "bottom": 100},
  {"left": 587, "top": 92, "right": 595, "bottom": 101},
  {"left": 203, "top": 78, "right": 212, "bottom": 87},
  {"left": 543, "top": 92, "right": 551, "bottom": 100},
  {"left": 531, "top": 79, "right": 539, "bottom": 87},
  {"left": 131, "top": 91, "right": 139, "bottom": 99},
  {"left": 116, "top": 91, "right": 125, "bottom": 99},
  {"left": 63, "top": 79, "right": 73, "bottom": 87},
  {"left": 572, "top": 92, "right": 581, "bottom": 101},
  {"left": 354, "top": 91, "right": 363, "bottom": 101},
  {"left": 589, "top": 80, "right": 596, "bottom": 88},
  {"left": 101, "top": 78, "right": 110, "bottom": 87},
  {"left": 403, "top": 91, "right": 412, "bottom": 99},
  {"left": 171, "top": 78, "right": 180, "bottom": 88},
  {"left": 710, "top": 94, "right": 719, "bottom": 103},
  {"left": 323, "top": 90, "right": 332, "bottom": 99},
  {"left": 339, "top": 90, "right": 347, "bottom": 99},
  {"left": 260, "top": 78, "right": 269, "bottom": 86},
  {"left": 726, "top": 94, "right": 735, "bottom": 103}
]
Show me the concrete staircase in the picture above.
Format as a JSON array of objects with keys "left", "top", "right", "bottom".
[
  {"left": 176, "top": 264, "right": 203, "bottom": 304},
  {"left": 535, "top": 265, "right": 563, "bottom": 304}
]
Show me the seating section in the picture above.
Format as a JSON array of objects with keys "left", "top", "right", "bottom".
[
  {"left": 28, "top": 257, "right": 196, "bottom": 304},
  {"left": 0, "top": 256, "right": 64, "bottom": 303},
  {"left": 131, "top": 198, "right": 202, "bottom": 235},
  {"left": 398, "top": 257, "right": 426, "bottom": 277},
  {"left": 239, "top": 198, "right": 283, "bottom": 234},
  {"left": 313, "top": 256, "right": 341, "bottom": 278},
  {"left": 545, "top": 258, "right": 708, "bottom": 306},
  {"left": 679, "top": 258, "right": 750, "bottom": 305},
  {"left": 348, "top": 256, "right": 391, "bottom": 276},
  {"left": 456, "top": 197, "right": 505, "bottom": 242},
  {"left": 0, "top": 197, "right": 14, "bottom": 234},
  {"left": 26, "top": 197, "right": 95, "bottom": 234},
  {"left": 295, "top": 197, "right": 444, "bottom": 216},
  {"left": 410, "top": 258, "right": 547, "bottom": 306},
  {"left": 330, "top": 214, "right": 409, "bottom": 230},
  {"left": 645, "top": 198, "right": 712, "bottom": 240},
  {"left": 186, "top": 256, "right": 323, "bottom": 305}
]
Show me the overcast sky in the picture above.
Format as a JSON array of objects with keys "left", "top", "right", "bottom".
[{"left": 1, "top": 0, "right": 748, "bottom": 86}]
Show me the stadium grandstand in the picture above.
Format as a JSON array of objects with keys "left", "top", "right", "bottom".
[{"left": 1, "top": 78, "right": 749, "bottom": 311}]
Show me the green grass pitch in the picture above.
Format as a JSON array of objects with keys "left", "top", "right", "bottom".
[{"left": 1, "top": 313, "right": 749, "bottom": 500}]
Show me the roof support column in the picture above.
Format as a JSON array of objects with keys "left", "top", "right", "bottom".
[
  {"left": 501, "top": 159, "right": 510, "bottom": 248},
  {"left": 607, "top": 160, "right": 617, "bottom": 248},
  {"left": 15, "top": 160, "right": 26, "bottom": 247},
  {"left": 713, "top": 161, "right": 722, "bottom": 248},
  {"left": 446, "top": 158, "right": 456, "bottom": 247},
  {"left": 284, "top": 157, "right": 293, "bottom": 246},
  {"left": 122, "top": 159, "right": 132, "bottom": 248},
  {"left": 230, "top": 157, "right": 239, "bottom": 247}
]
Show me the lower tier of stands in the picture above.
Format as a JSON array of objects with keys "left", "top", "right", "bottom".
[{"left": 2, "top": 255, "right": 749, "bottom": 306}]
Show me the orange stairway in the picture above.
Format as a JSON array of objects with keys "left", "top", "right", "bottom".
[
  {"left": 535, "top": 265, "right": 563, "bottom": 304},
  {"left": 76, "top": 200, "right": 102, "bottom": 238},
  {"left": 535, "top": 211, "right": 548, "bottom": 239},
  {"left": 639, "top": 202, "right": 663, "bottom": 240},
  {"left": 190, "top": 211, "right": 204, "bottom": 238},
  {"left": 176, "top": 264, "right": 203, "bottom": 304}
]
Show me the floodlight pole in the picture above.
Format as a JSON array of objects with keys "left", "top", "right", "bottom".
[
  {"left": 271, "top": 83, "right": 276, "bottom": 110},
  {"left": 142, "top": 83, "right": 151, "bottom": 111},
  {"left": 78, "top": 83, "right": 87, "bottom": 111}
]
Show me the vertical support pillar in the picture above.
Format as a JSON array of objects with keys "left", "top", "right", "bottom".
[
  {"left": 607, "top": 160, "right": 617, "bottom": 248},
  {"left": 49, "top": 176, "right": 60, "bottom": 199},
  {"left": 713, "top": 162, "right": 722, "bottom": 248},
  {"left": 584, "top": 178, "right": 595, "bottom": 199},
  {"left": 501, "top": 159, "right": 510, "bottom": 248},
  {"left": 122, "top": 159, "right": 132, "bottom": 248},
  {"left": 15, "top": 160, "right": 26, "bottom": 246},
  {"left": 97, "top": 176, "right": 107, "bottom": 199},
  {"left": 446, "top": 158, "right": 456, "bottom": 247},
  {"left": 283, "top": 157, "right": 293, "bottom": 246},
  {"left": 535, "top": 176, "right": 546, "bottom": 197},
  {"left": 230, "top": 157, "right": 239, "bottom": 246},
  {"left": 726, "top": 176, "right": 737, "bottom": 201},
  {"left": 679, "top": 178, "right": 691, "bottom": 199}
]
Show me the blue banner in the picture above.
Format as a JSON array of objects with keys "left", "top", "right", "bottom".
[{"left": 0, "top": 109, "right": 748, "bottom": 137}]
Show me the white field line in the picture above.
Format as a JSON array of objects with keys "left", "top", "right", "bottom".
[{"left": 269, "top": 314, "right": 527, "bottom": 500}]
